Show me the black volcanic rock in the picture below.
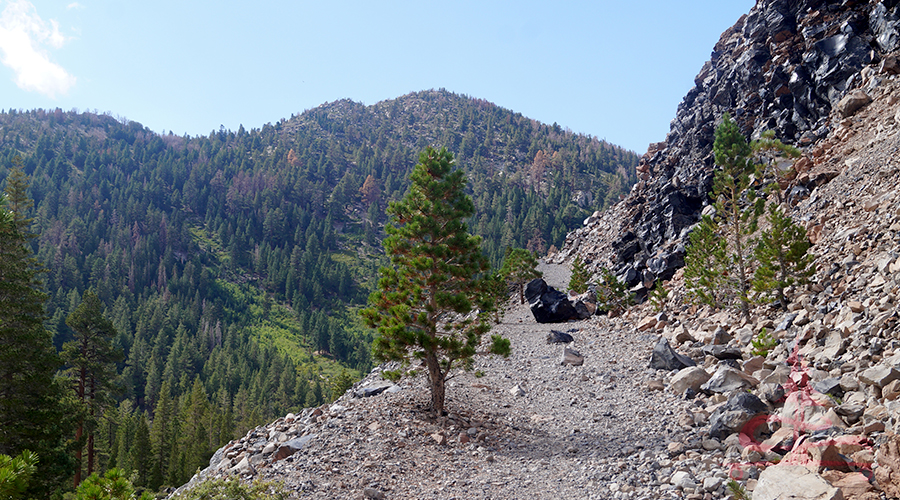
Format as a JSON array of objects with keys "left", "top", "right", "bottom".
[
  {"left": 561, "top": 0, "right": 900, "bottom": 288},
  {"left": 524, "top": 278, "right": 579, "bottom": 324}
]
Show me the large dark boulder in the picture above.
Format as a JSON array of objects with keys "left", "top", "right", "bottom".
[{"left": 524, "top": 278, "right": 579, "bottom": 323}]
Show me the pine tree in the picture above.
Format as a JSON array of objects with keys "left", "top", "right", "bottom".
[
  {"left": 595, "top": 267, "right": 632, "bottom": 316},
  {"left": 694, "top": 113, "right": 764, "bottom": 319},
  {"left": 568, "top": 255, "right": 591, "bottom": 294},
  {"left": 129, "top": 413, "right": 151, "bottom": 488},
  {"left": 753, "top": 204, "right": 814, "bottom": 308},
  {"left": 0, "top": 183, "right": 73, "bottom": 494},
  {"left": 148, "top": 381, "right": 175, "bottom": 490},
  {"left": 0, "top": 450, "right": 38, "bottom": 500},
  {"left": 361, "top": 147, "right": 509, "bottom": 416},
  {"left": 683, "top": 214, "right": 729, "bottom": 309},
  {"left": 498, "top": 247, "right": 542, "bottom": 304},
  {"left": 63, "top": 290, "right": 124, "bottom": 486},
  {"left": 752, "top": 130, "right": 801, "bottom": 205}
]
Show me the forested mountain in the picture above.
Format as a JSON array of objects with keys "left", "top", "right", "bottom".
[{"left": 0, "top": 89, "right": 638, "bottom": 490}]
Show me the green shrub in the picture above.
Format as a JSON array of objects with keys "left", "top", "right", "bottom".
[
  {"left": 750, "top": 328, "right": 778, "bottom": 357},
  {"left": 174, "top": 477, "right": 286, "bottom": 500}
]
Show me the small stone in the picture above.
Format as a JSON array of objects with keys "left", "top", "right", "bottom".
[
  {"left": 363, "top": 487, "right": 386, "bottom": 500},
  {"left": 560, "top": 347, "right": 584, "bottom": 366},
  {"left": 647, "top": 379, "right": 665, "bottom": 391},
  {"left": 667, "top": 441, "right": 685, "bottom": 457},
  {"left": 702, "top": 476, "right": 724, "bottom": 492},
  {"left": 509, "top": 384, "right": 526, "bottom": 397},
  {"left": 859, "top": 365, "right": 900, "bottom": 387},
  {"left": 701, "top": 438, "right": 721, "bottom": 451},
  {"left": 671, "top": 470, "right": 696, "bottom": 489},
  {"left": 638, "top": 315, "right": 658, "bottom": 331},
  {"left": 431, "top": 433, "right": 447, "bottom": 445}
]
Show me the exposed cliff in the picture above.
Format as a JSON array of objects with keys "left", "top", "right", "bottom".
[{"left": 558, "top": 0, "right": 900, "bottom": 297}]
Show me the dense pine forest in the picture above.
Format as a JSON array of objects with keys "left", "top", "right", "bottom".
[{"left": 0, "top": 89, "right": 638, "bottom": 494}]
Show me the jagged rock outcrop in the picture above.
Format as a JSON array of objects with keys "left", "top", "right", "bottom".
[{"left": 556, "top": 0, "right": 900, "bottom": 299}]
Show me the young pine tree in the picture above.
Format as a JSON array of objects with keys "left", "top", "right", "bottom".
[
  {"left": 689, "top": 113, "right": 763, "bottom": 319},
  {"left": 595, "top": 267, "right": 632, "bottom": 316},
  {"left": 499, "top": 247, "right": 542, "bottom": 304},
  {"left": 568, "top": 255, "right": 591, "bottom": 294},
  {"left": 361, "top": 147, "right": 509, "bottom": 416},
  {"left": 752, "top": 130, "right": 801, "bottom": 205},
  {"left": 753, "top": 204, "right": 814, "bottom": 308},
  {"left": 683, "top": 214, "right": 729, "bottom": 309}
]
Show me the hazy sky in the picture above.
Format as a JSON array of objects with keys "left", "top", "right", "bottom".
[{"left": 1, "top": 0, "right": 754, "bottom": 153}]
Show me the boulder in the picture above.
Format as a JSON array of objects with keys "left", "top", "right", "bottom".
[
  {"left": 649, "top": 337, "right": 696, "bottom": 371},
  {"left": 820, "top": 471, "right": 875, "bottom": 499},
  {"left": 708, "top": 392, "right": 767, "bottom": 440},
  {"left": 273, "top": 434, "right": 316, "bottom": 461},
  {"left": 525, "top": 278, "right": 579, "bottom": 323},
  {"left": 876, "top": 433, "right": 900, "bottom": 498},
  {"left": 858, "top": 365, "right": 900, "bottom": 387},
  {"left": 836, "top": 89, "right": 872, "bottom": 118},
  {"left": 701, "top": 365, "right": 758, "bottom": 393},
  {"left": 702, "top": 344, "right": 743, "bottom": 360},
  {"left": 546, "top": 330, "right": 575, "bottom": 344},
  {"left": 753, "top": 465, "right": 842, "bottom": 500},
  {"left": 669, "top": 366, "right": 711, "bottom": 395},
  {"left": 353, "top": 380, "right": 398, "bottom": 398},
  {"left": 571, "top": 290, "right": 597, "bottom": 319}
]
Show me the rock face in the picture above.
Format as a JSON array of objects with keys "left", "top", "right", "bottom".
[
  {"left": 556, "top": 0, "right": 900, "bottom": 296},
  {"left": 524, "top": 278, "right": 579, "bottom": 323}
]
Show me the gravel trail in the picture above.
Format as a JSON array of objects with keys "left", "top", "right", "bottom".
[{"left": 240, "top": 261, "right": 699, "bottom": 499}]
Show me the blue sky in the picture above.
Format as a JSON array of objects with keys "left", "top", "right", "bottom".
[{"left": 1, "top": 1, "right": 753, "bottom": 153}]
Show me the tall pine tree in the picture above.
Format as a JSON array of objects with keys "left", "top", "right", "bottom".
[
  {"left": 62, "top": 290, "right": 123, "bottom": 486},
  {"left": 0, "top": 164, "right": 74, "bottom": 495}
]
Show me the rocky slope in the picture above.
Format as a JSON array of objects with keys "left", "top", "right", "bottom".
[{"left": 555, "top": 0, "right": 900, "bottom": 299}]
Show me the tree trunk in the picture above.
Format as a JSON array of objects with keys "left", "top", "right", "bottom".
[
  {"left": 74, "top": 361, "right": 86, "bottom": 486},
  {"left": 424, "top": 351, "right": 445, "bottom": 416},
  {"left": 87, "top": 376, "right": 95, "bottom": 477},
  {"left": 73, "top": 422, "right": 83, "bottom": 487}
]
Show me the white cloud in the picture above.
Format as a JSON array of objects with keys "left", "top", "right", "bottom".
[
  {"left": 0, "top": 0, "right": 76, "bottom": 98},
  {"left": 66, "top": 3, "right": 84, "bottom": 10}
]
